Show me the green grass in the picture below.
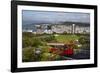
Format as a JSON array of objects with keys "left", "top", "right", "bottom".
[
  {"left": 54, "top": 34, "right": 80, "bottom": 43},
  {"left": 32, "top": 34, "right": 80, "bottom": 43}
]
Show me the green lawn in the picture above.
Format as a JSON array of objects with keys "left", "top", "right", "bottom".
[{"left": 54, "top": 34, "right": 80, "bottom": 43}]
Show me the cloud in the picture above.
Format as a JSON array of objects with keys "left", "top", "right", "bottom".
[{"left": 22, "top": 10, "right": 90, "bottom": 25}]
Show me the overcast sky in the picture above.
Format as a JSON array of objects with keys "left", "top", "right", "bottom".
[{"left": 22, "top": 10, "right": 90, "bottom": 25}]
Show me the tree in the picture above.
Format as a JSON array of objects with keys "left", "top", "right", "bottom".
[
  {"left": 47, "top": 25, "right": 52, "bottom": 30},
  {"left": 44, "top": 35, "right": 56, "bottom": 42},
  {"left": 63, "top": 31, "right": 67, "bottom": 34},
  {"left": 22, "top": 37, "right": 32, "bottom": 48},
  {"left": 31, "top": 38, "right": 45, "bottom": 47},
  {"left": 22, "top": 48, "right": 34, "bottom": 62},
  {"left": 79, "top": 36, "right": 87, "bottom": 44}
]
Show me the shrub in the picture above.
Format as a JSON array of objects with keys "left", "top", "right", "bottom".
[
  {"left": 44, "top": 35, "right": 56, "bottom": 42},
  {"left": 22, "top": 48, "right": 34, "bottom": 62},
  {"left": 22, "top": 37, "right": 32, "bottom": 48},
  {"left": 78, "top": 36, "right": 90, "bottom": 44},
  {"left": 31, "top": 38, "right": 44, "bottom": 47}
]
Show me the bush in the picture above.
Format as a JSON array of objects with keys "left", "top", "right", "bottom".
[
  {"left": 78, "top": 36, "right": 90, "bottom": 49},
  {"left": 22, "top": 37, "right": 33, "bottom": 48},
  {"left": 62, "top": 31, "right": 67, "bottom": 34},
  {"left": 22, "top": 48, "right": 34, "bottom": 62},
  {"left": 22, "top": 36, "right": 45, "bottom": 48},
  {"left": 52, "top": 32, "right": 56, "bottom": 34},
  {"left": 31, "top": 38, "right": 44, "bottom": 47},
  {"left": 78, "top": 36, "right": 90, "bottom": 44},
  {"left": 44, "top": 35, "right": 57, "bottom": 42}
]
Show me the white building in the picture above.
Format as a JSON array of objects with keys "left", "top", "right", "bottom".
[
  {"left": 75, "top": 25, "right": 90, "bottom": 34},
  {"left": 52, "top": 25, "right": 72, "bottom": 34},
  {"left": 51, "top": 24, "right": 90, "bottom": 34},
  {"left": 44, "top": 29, "right": 53, "bottom": 34},
  {"left": 22, "top": 29, "right": 33, "bottom": 32},
  {"left": 23, "top": 23, "right": 90, "bottom": 34}
]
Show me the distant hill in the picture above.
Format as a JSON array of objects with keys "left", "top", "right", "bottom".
[{"left": 61, "top": 21, "right": 90, "bottom": 26}]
